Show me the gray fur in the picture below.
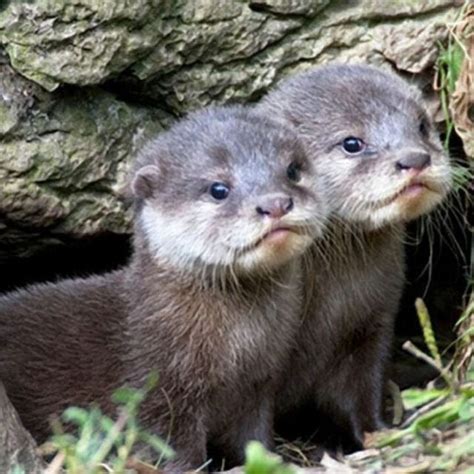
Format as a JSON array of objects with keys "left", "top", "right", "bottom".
[
  {"left": 0, "top": 105, "right": 328, "bottom": 471},
  {"left": 256, "top": 64, "right": 452, "bottom": 451}
]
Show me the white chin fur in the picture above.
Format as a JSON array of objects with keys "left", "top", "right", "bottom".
[
  {"left": 141, "top": 204, "right": 313, "bottom": 273},
  {"left": 364, "top": 190, "right": 445, "bottom": 229},
  {"left": 236, "top": 233, "right": 313, "bottom": 272},
  {"left": 141, "top": 205, "right": 225, "bottom": 268}
]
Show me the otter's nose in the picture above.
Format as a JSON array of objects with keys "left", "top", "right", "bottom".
[
  {"left": 395, "top": 152, "right": 431, "bottom": 172},
  {"left": 256, "top": 196, "right": 294, "bottom": 218}
]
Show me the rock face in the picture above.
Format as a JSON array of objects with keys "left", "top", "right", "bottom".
[
  {"left": 0, "top": 62, "right": 164, "bottom": 258},
  {"left": 0, "top": 0, "right": 464, "bottom": 258},
  {"left": 0, "top": 382, "right": 45, "bottom": 473}
]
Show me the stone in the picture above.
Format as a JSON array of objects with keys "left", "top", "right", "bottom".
[{"left": 0, "top": 64, "right": 165, "bottom": 257}]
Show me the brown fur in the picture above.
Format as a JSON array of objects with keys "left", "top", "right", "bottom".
[
  {"left": 256, "top": 64, "right": 452, "bottom": 452},
  {"left": 0, "top": 105, "right": 328, "bottom": 471}
]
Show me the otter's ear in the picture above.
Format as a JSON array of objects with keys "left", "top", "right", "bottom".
[{"left": 131, "top": 165, "right": 161, "bottom": 199}]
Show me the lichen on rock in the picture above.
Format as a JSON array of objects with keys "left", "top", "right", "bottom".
[
  {"left": 0, "top": 0, "right": 166, "bottom": 90},
  {"left": 0, "top": 64, "right": 164, "bottom": 257}
]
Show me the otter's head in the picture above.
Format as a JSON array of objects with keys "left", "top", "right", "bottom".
[
  {"left": 128, "top": 106, "right": 327, "bottom": 275},
  {"left": 258, "top": 64, "right": 452, "bottom": 230}
]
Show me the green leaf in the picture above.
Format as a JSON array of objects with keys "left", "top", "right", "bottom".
[
  {"left": 112, "top": 387, "right": 144, "bottom": 406},
  {"left": 412, "top": 398, "right": 462, "bottom": 431},
  {"left": 402, "top": 388, "right": 448, "bottom": 410},
  {"left": 99, "top": 414, "right": 116, "bottom": 434},
  {"left": 62, "top": 406, "right": 90, "bottom": 426},
  {"left": 458, "top": 398, "right": 473, "bottom": 421},
  {"left": 139, "top": 432, "right": 175, "bottom": 459},
  {"left": 244, "top": 441, "right": 295, "bottom": 474}
]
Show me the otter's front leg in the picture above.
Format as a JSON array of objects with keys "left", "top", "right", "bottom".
[
  {"left": 161, "top": 436, "right": 207, "bottom": 474},
  {"left": 315, "top": 318, "right": 392, "bottom": 452},
  {"left": 213, "top": 394, "right": 275, "bottom": 467},
  {"left": 145, "top": 411, "right": 208, "bottom": 473}
]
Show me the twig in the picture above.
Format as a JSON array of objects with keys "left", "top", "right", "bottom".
[
  {"left": 89, "top": 408, "right": 129, "bottom": 466},
  {"left": 402, "top": 341, "right": 458, "bottom": 391},
  {"left": 415, "top": 299, "right": 442, "bottom": 365},
  {"left": 387, "top": 380, "right": 404, "bottom": 426},
  {"left": 401, "top": 395, "right": 449, "bottom": 428},
  {"left": 43, "top": 451, "right": 66, "bottom": 474}
]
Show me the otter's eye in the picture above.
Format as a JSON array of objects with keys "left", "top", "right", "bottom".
[
  {"left": 419, "top": 120, "right": 428, "bottom": 137},
  {"left": 209, "top": 182, "right": 230, "bottom": 200},
  {"left": 287, "top": 161, "right": 302, "bottom": 182},
  {"left": 342, "top": 137, "right": 365, "bottom": 155}
]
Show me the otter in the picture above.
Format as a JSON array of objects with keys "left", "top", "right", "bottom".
[
  {"left": 256, "top": 64, "right": 452, "bottom": 452},
  {"left": 0, "top": 106, "right": 328, "bottom": 471}
]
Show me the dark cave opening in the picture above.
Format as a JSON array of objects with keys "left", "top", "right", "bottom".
[
  {"left": 393, "top": 131, "right": 472, "bottom": 388},
  {"left": 0, "top": 233, "right": 131, "bottom": 295},
  {"left": 393, "top": 205, "right": 470, "bottom": 388}
]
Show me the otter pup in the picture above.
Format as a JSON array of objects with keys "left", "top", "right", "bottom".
[
  {"left": 256, "top": 64, "right": 452, "bottom": 452},
  {"left": 0, "top": 106, "right": 328, "bottom": 471}
]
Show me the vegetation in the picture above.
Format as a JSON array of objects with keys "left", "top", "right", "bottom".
[
  {"left": 436, "top": 34, "right": 464, "bottom": 149},
  {"left": 38, "top": 376, "right": 174, "bottom": 474},
  {"left": 363, "top": 302, "right": 474, "bottom": 473}
]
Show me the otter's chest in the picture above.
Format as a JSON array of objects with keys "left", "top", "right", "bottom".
[
  {"left": 205, "top": 286, "right": 302, "bottom": 434},
  {"left": 223, "top": 290, "right": 301, "bottom": 379},
  {"left": 297, "top": 237, "right": 405, "bottom": 362}
]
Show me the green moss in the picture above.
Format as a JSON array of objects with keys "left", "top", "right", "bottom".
[{"left": 0, "top": 101, "right": 19, "bottom": 134}]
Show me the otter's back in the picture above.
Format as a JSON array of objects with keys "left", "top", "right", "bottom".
[{"left": 0, "top": 270, "right": 126, "bottom": 440}]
